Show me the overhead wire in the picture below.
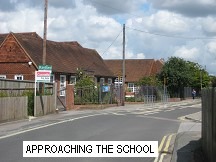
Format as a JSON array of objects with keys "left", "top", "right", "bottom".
[
  {"left": 126, "top": 26, "right": 216, "bottom": 40},
  {"left": 86, "top": 0, "right": 216, "bottom": 40},
  {"left": 102, "top": 29, "right": 123, "bottom": 55}
]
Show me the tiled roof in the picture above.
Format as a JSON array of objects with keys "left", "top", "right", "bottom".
[
  {"left": 9, "top": 32, "right": 114, "bottom": 77},
  {"left": 104, "top": 59, "right": 164, "bottom": 82},
  {"left": 0, "top": 34, "right": 7, "bottom": 46}
]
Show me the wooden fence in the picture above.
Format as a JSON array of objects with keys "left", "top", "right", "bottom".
[
  {"left": 0, "top": 97, "right": 28, "bottom": 122},
  {"left": 0, "top": 79, "right": 57, "bottom": 122},
  {"left": 34, "top": 85, "right": 57, "bottom": 116},
  {"left": 202, "top": 88, "right": 216, "bottom": 162}
]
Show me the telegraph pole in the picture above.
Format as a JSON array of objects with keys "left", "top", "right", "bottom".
[
  {"left": 43, "top": 0, "right": 48, "bottom": 65},
  {"left": 121, "top": 24, "right": 126, "bottom": 106}
]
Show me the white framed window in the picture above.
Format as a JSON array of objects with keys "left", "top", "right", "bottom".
[
  {"left": 60, "top": 75, "right": 66, "bottom": 96},
  {"left": 128, "top": 83, "right": 138, "bottom": 93},
  {"left": 115, "top": 76, "right": 122, "bottom": 83},
  {"left": 100, "top": 78, "right": 105, "bottom": 84},
  {"left": 14, "top": 75, "right": 23, "bottom": 80},
  {"left": 114, "top": 76, "right": 123, "bottom": 88},
  {"left": 0, "top": 75, "right": 6, "bottom": 79},
  {"left": 69, "top": 76, "right": 76, "bottom": 84},
  {"left": 108, "top": 78, "right": 112, "bottom": 85}
]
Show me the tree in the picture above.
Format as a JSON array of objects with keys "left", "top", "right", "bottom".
[
  {"left": 137, "top": 76, "right": 161, "bottom": 87},
  {"left": 157, "top": 57, "right": 210, "bottom": 98},
  {"left": 75, "top": 69, "right": 95, "bottom": 88},
  {"left": 210, "top": 75, "right": 216, "bottom": 87}
]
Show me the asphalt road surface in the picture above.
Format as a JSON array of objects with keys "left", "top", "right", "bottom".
[{"left": 0, "top": 101, "right": 201, "bottom": 162}]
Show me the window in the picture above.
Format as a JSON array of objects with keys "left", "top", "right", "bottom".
[
  {"left": 69, "top": 76, "right": 76, "bottom": 84},
  {"left": 0, "top": 75, "right": 6, "bottom": 79},
  {"left": 14, "top": 75, "right": 23, "bottom": 80},
  {"left": 115, "top": 76, "right": 122, "bottom": 83},
  {"left": 114, "top": 76, "right": 123, "bottom": 88},
  {"left": 50, "top": 74, "right": 55, "bottom": 83},
  {"left": 60, "top": 75, "right": 66, "bottom": 96},
  {"left": 128, "top": 83, "right": 138, "bottom": 93},
  {"left": 100, "top": 78, "right": 105, "bottom": 84},
  {"left": 108, "top": 78, "right": 112, "bottom": 85}
]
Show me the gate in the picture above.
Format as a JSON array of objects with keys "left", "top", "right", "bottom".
[
  {"left": 74, "top": 84, "right": 118, "bottom": 105},
  {"left": 135, "top": 85, "right": 170, "bottom": 104}
]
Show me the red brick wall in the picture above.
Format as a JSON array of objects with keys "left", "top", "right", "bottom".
[{"left": 0, "top": 34, "right": 36, "bottom": 80}]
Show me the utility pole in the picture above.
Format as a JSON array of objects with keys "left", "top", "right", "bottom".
[
  {"left": 121, "top": 24, "right": 125, "bottom": 106},
  {"left": 43, "top": 0, "right": 48, "bottom": 65}
]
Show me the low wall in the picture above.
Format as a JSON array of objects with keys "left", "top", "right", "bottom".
[{"left": 168, "top": 98, "right": 181, "bottom": 102}]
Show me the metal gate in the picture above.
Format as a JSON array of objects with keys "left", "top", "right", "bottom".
[
  {"left": 74, "top": 84, "right": 118, "bottom": 105},
  {"left": 135, "top": 85, "right": 170, "bottom": 104}
]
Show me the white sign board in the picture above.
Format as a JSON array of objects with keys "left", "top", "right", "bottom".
[{"left": 35, "top": 71, "right": 51, "bottom": 83}]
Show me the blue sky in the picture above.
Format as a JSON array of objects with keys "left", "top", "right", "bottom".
[{"left": 1, "top": 0, "right": 216, "bottom": 74}]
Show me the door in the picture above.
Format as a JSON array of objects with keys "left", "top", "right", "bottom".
[{"left": 60, "top": 75, "right": 66, "bottom": 96}]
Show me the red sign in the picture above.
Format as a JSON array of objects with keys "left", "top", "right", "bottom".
[{"left": 35, "top": 71, "right": 51, "bottom": 82}]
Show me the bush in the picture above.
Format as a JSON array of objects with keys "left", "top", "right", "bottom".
[
  {"left": 0, "top": 91, "right": 8, "bottom": 97},
  {"left": 125, "top": 97, "right": 135, "bottom": 102},
  {"left": 22, "top": 91, "right": 34, "bottom": 116}
]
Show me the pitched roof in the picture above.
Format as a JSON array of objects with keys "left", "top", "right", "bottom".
[
  {"left": 104, "top": 59, "right": 164, "bottom": 82},
  {"left": 0, "top": 34, "right": 7, "bottom": 46},
  {"left": 3, "top": 32, "right": 114, "bottom": 77}
]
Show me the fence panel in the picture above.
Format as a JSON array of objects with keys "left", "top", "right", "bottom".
[
  {"left": 202, "top": 88, "right": 216, "bottom": 162},
  {"left": 34, "top": 95, "right": 56, "bottom": 116},
  {"left": 0, "top": 97, "right": 28, "bottom": 122}
]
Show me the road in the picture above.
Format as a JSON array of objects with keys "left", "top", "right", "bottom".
[{"left": 0, "top": 100, "right": 201, "bottom": 162}]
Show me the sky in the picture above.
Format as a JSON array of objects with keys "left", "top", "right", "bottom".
[{"left": 1, "top": 0, "right": 216, "bottom": 74}]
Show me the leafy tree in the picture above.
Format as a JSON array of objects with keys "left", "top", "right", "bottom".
[
  {"left": 74, "top": 69, "right": 98, "bottom": 104},
  {"left": 210, "top": 75, "right": 216, "bottom": 87},
  {"left": 137, "top": 76, "right": 161, "bottom": 86},
  {"left": 75, "top": 69, "right": 95, "bottom": 88},
  {"left": 157, "top": 57, "right": 210, "bottom": 98}
]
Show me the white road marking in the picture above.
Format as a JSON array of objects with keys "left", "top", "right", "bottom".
[{"left": 0, "top": 113, "right": 109, "bottom": 140}]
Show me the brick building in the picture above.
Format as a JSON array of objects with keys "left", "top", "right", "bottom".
[
  {"left": 104, "top": 59, "right": 164, "bottom": 93},
  {"left": 0, "top": 32, "right": 115, "bottom": 96}
]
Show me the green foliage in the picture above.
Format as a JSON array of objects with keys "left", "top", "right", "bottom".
[
  {"left": 74, "top": 69, "right": 98, "bottom": 104},
  {"left": 125, "top": 97, "right": 135, "bottom": 102},
  {"left": 137, "top": 76, "right": 161, "bottom": 86},
  {"left": 74, "top": 86, "right": 99, "bottom": 104},
  {"left": 157, "top": 57, "right": 211, "bottom": 98},
  {"left": 22, "top": 91, "right": 34, "bottom": 116},
  {"left": 75, "top": 69, "right": 95, "bottom": 88},
  {"left": 0, "top": 91, "right": 8, "bottom": 97},
  {"left": 210, "top": 75, "right": 216, "bottom": 87}
]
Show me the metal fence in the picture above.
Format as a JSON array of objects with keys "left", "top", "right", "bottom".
[
  {"left": 202, "top": 88, "right": 216, "bottom": 162},
  {"left": 134, "top": 86, "right": 170, "bottom": 104},
  {"left": 74, "top": 85, "right": 118, "bottom": 105}
]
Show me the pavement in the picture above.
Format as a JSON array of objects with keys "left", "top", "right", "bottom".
[
  {"left": 171, "top": 110, "right": 203, "bottom": 162},
  {"left": 0, "top": 99, "right": 203, "bottom": 162}
]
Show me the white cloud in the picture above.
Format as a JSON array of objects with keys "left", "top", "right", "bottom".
[
  {"left": 206, "top": 42, "right": 216, "bottom": 55},
  {"left": 1, "top": 0, "right": 216, "bottom": 75},
  {"left": 173, "top": 46, "right": 199, "bottom": 60},
  {"left": 202, "top": 17, "right": 216, "bottom": 35},
  {"left": 136, "top": 53, "right": 146, "bottom": 59},
  {"left": 146, "top": 11, "right": 189, "bottom": 33},
  {"left": 149, "top": 0, "right": 216, "bottom": 17}
]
